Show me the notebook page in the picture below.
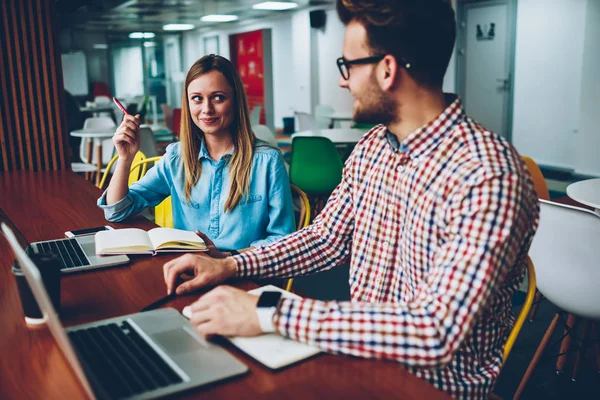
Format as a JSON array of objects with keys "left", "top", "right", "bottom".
[
  {"left": 95, "top": 228, "right": 153, "bottom": 254},
  {"left": 147, "top": 228, "right": 205, "bottom": 250},
  {"left": 182, "top": 285, "right": 321, "bottom": 369}
]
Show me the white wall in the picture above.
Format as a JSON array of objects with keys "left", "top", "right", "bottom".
[
  {"left": 511, "top": 0, "right": 587, "bottom": 171},
  {"left": 316, "top": 9, "right": 353, "bottom": 115},
  {"left": 112, "top": 46, "right": 145, "bottom": 98},
  {"left": 575, "top": 0, "right": 600, "bottom": 176},
  {"left": 59, "top": 30, "right": 111, "bottom": 94},
  {"left": 291, "top": 10, "right": 313, "bottom": 116}
]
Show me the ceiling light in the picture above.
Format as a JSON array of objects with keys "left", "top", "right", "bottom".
[
  {"left": 201, "top": 14, "right": 238, "bottom": 23},
  {"left": 129, "top": 32, "right": 155, "bottom": 39},
  {"left": 252, "top": 1, "right": 298, "bottom": 10},
  {"left": 143, "top": 42, "right": 157, "bottom": 47},
  {"left": 93, "top": 44, "right": 108, "bottom": 49},
  {"left": 163, "top": 23, "right": 195, "bottom": 31}
]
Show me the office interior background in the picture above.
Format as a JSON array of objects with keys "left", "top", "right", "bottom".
[
  {"left": 53, "top": 0, "right": 600, "bottom": 179},
  {"left": 1, "top": 0, "right": 599, "bottom": 399}
]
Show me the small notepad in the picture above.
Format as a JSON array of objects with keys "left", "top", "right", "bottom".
[{"left": 182, "top": 285, "right": 321, "bottom": 369}]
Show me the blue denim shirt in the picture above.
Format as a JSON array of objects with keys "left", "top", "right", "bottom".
[{"left": 97, "top": 140, "right": 295, "bottom": 250}]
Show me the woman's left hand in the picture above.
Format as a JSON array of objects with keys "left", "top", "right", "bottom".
[{"left": 195, "top": 230, "right": 230, "bottom": 259}]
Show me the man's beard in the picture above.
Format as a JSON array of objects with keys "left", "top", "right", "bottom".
[{"left": 352, "top": 74, "right": 396, "bottom": 125}]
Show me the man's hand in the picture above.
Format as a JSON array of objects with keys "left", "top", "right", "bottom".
[
  {"left": 163, "top": 253, "right": 236, "bottom": 295},
  {"left": 188, "top": 286, "right": 262, "bottom": 337}
]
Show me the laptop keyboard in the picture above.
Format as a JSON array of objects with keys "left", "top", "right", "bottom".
[
  {"left": 69, "top": 320, "right": 183, "bottom": 399},
  {"left": 37, "top": 239, "right": 90, "bottom": 270}
]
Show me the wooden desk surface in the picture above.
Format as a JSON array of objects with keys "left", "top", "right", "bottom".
[{"left": 0, "top": 170, "right": 449, "bottom": 400}]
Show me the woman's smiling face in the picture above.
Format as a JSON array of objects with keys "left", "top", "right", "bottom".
[{"left": 187, "top": 70, "right": 235, "bottom": 138}]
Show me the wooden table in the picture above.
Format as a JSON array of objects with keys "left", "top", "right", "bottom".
[{"left": 0, "top": 170, "right": 449, "bottom": 400}]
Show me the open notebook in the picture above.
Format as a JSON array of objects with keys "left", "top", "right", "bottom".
[
  {"left": 183, "top": 285, "right": 321, "bottom": 370},
  {"left": 96, "top": 228, "right": 207, "bottom": 256}
]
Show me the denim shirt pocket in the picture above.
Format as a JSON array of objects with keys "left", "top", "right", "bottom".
[
  {"left": 181, "top": 199, "right": 201, "bottom": 209},
  {"left": 241, "top": 194, "right": 263, "bottom": 205}
]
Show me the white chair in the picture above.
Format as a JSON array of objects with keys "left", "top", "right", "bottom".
[
  {"left": 250, "top": 105, "right": 262, "bottom": 126},
  {"left": 72, "top": 116, "right": 116, "bottom": 175},
  {"left": 314, "top": 104, "right": 336, "bottom": 129},
  {"left": 93, "top": 95, "right": 111, "bottom": 105},
  {"left": 514, "top": 199, "right": 600, "bottom": 398},
  {"left": 80, "top": 116, "right": 116, "bottom": 165},
  {"left": 139, "top": 126, "right": 159, "bottom": 158},
  {"left": 252, "top": 124, "right": 278, "bottom": 148},
  {"left": 294, "top": 111, "right": 320, "bottom": 132}
]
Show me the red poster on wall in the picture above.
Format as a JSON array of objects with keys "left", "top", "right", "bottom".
[{"left": 229, "top": 30, "right": 265, "bottom": 125}]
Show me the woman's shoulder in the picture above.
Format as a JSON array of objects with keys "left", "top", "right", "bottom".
[
  {"left": 253, "top": 140, "right": 282, "bottom": 159},
  {"left": 164, "top": 142, "right": 183, "bottom": 161}
]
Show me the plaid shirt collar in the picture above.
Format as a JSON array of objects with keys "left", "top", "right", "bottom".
[{"left": 384, "top": 93, "right": 465, "bottom": 160}]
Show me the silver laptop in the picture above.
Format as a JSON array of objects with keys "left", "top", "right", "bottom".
[
  {"left": 28, "top": 235, "right": 129, "bottom": 273},
  {"left": 2, "top": 223, "right": 248, "bottom": 400}
]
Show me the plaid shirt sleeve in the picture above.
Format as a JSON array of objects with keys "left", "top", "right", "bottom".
[{"left": 238, "top": 170, "right": 535, "bottom": 367}]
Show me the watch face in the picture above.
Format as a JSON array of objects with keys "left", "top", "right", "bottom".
[{"left": 257, "top": 291, "right": 282, "bottom": 308}]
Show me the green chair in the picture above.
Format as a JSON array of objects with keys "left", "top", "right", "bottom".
[
  {"left": 289, "top": 136, "right": 343, "bottom": 218},
  {"left": 289, "top": 136, "right": 343, "bottom": 195}
]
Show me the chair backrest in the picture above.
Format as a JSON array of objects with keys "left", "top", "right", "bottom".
[
  {"left": 160, "top": 104, "right": 174, "bottom": 131},
  {"left": 294, "top": 111, "right": 320, "bottom": 132},
  {"left": 93, "top": 95, "right": 111, "bottom": 105},
  {"left": 172, "top": 108, "right": 182, "bottom": 137},
  {"left": 92, "top": 82, "right": 111, "bottom": 98},
  {"left": 252, "top": 125, "right": 278, "bottom": 148},
  {"left": 98, "top": 151, "right": 147, "bottom": 189},
  {"left": 285, "top": 184, "right": 311, "bottom": 292},
  {"left": 503, "top": 256, "right": 536, "bottom": 362},
  {"left": 250, "top": 105, "right": 262, "bottom": 126},
  {"left": 521, "top": 156, "right": 550, "bottom": 200},
  {"left": 79, "top": 117, "right": 117, "bottom": 164},
  {"left": 139, "top": 126, "right": 159, "bottom": 158},
  {"left": 289, "top": 136, "right": 343, "bottom": 195},
  {"left": 129, "top": 156, "right": 173, "bottom": 228},
  {"left": 528, "top": 199, "right": 600, "bottom": 319},
  {"left": 314, "top": 104, "right": 335, "bottom": 129},
  {"left": 83, "top": 116, "right": 115, "bottom": 129}
]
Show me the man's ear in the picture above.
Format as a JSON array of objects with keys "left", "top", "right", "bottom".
[{"left": 378, "top": 54, "right": 399, "bottom": 91}]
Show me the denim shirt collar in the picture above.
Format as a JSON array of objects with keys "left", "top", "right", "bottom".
[{"left": 198, "top": 138, "right": 235, "bottom": 162}]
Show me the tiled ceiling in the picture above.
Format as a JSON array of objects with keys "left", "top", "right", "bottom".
[{"left": 56, "top": 0, "right": 333, "bottom": 33}]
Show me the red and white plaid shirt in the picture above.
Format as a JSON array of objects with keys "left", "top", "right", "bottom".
[{"left": 236, "top": 95, "right": 539, "bottom": 399}]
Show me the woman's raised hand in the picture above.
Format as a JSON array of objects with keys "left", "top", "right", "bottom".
[{"left": 113, "top": 114, "right": 141, "bottom": 162}]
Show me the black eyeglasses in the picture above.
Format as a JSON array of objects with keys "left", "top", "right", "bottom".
[
  {"left": 336, "top": 55, "right": 412, "bottom": 80},
  {"left": 336, "top": 55, "right": 386, "bottom": 80}
]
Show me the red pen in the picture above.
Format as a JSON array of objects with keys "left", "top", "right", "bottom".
[{"left": 113, "top": 97, "right": 129, "bottom": 115}]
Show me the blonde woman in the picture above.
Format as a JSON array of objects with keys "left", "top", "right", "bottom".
[{"left": 98, "top": 55, "right": 295, "bottom": 253}]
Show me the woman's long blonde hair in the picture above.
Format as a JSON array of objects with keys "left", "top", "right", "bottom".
[{"left": 179, "top": 54, "right": 254, "bottom": 212}]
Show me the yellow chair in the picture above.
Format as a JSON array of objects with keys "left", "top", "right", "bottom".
[
  {"left": 520, "top": 156, "right": 549, "bottom": 322},
  {"left": 285, "top": 184, "right": 311, "bottom": 292},
  {"left": 521, "top": 156, "right": 550, "bottom": 201},
  {"left": 97, "top": 151, "right": 147, "bottom": 189},
  {"left": 503, "top": 256, "right": 537, "bottom": 362},
  {"left": 129, "top": 156, "right": 173, "bottom": 228},
  {"left": 488, "top": 257, "right": 536, "bottom": 400}
]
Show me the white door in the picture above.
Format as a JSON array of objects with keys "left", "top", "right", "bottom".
[{"left": 460, "top": 1, "right": 511, "bottom": 138}]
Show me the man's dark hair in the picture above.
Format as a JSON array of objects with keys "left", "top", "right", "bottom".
[{"left": 337, "top": 0, "right": 456, "bottom": 88}]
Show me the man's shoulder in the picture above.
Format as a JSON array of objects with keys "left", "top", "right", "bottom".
[{"left": 449, "top": 117, "right": 523, "bottom": 178}]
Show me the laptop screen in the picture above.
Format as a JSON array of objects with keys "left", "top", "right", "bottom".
[{"left": 1, "top": 223, "right": 96, "bottom": 400}]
